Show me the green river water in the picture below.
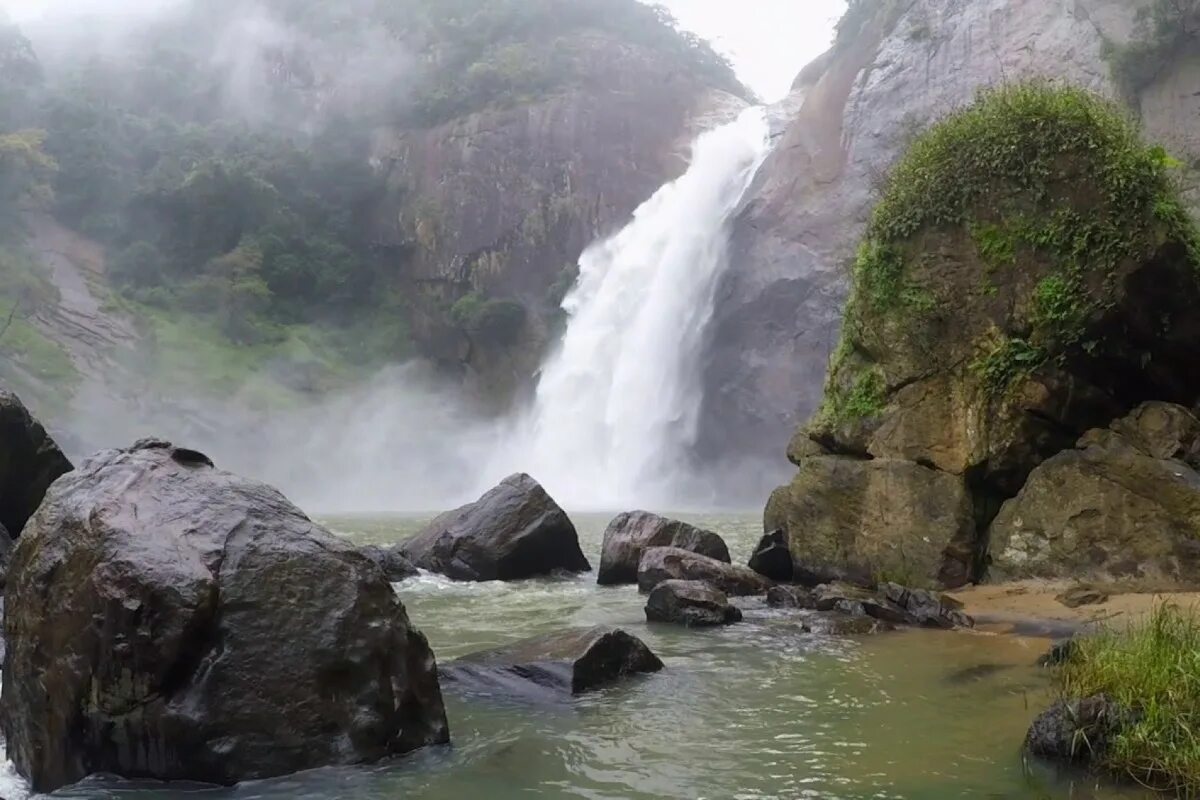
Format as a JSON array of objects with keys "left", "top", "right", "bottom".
[{"left": 36, "top": 513, "right": 1152, "bottom": 800}]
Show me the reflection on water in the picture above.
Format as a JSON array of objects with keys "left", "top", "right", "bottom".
[{"left": 25, "top": 514, "right": 1153, "bottom": 800}]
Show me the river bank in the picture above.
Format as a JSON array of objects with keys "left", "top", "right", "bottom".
[{"left": 951, "top": 581, "right": 1200, "bottom": 638}]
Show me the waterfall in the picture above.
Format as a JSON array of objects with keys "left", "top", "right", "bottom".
[{"left": 493, "top": 107, "right": 770, "bottom": 510}]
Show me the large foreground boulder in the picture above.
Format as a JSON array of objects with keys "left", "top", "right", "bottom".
[
  {"left": 990, "top": 403, "right": 1200, "bottom": 583},
  {"left": 0, "top": 391, "right": 72, "bottom": 537},
  {"left": 598, "top": 511, "right": 730, "bottom": 585},
  {"left": 2, "top": 439, "right": 449, "bottom": 792},
  {"left": 440, "top": 626, "right": 663, "bottom": 699},
  {"left": 399, "top": 473, "right": 590, "bottom": 581},
  {"left": 645, "top": 580, "right": 742, "bottom": 627},
  {"left": 766, "top": 457, "right": 976, "bottom": 588},
  {"left": 637, "top": 547, "right": 771, "bottom": 596}
]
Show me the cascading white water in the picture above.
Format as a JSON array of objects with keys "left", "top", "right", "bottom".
[{"left": 492, "top": 107, "right": 770, "bottom": 510}]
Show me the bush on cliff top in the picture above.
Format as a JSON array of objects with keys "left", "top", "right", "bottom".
[
  {"left": 1057, "top": 603, "right": 1200, "bottom": 794},
  {"left": 817, "top": 82, "right": 1200, "bottom": 428}
]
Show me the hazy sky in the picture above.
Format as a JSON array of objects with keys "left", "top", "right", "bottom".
[
  {"left": 659, "top": 0, "right": 846, "bottom": 101},
  {"left": 0, "top": 0, "right": 846, "bottom": 102}
]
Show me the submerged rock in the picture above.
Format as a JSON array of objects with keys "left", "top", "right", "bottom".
[
  {"left": 990, "top": 403, "right": 1200, "bottom": 585},
  {"left": 748, "top": 529, "right": 793, "bottom": 582},
  {"left": 766, "top": 585, "right": 817, "bottom": 610},
  {"left": 1026, "top": 694, "right": 1133, "bottom": 764},
  {"left": 399, "top": 473, "right": 590, "bottom": 581},
  {"left": 360, "top": 544, "right": 420, "bottom": 582},
  {"left": 637, "top": 546, "right": 771, "bottom": 596},
  {"left": 0, "top": 390, "right": 72, "bottom": 537},
  {"left": 2, "top": 439, "right": 449, "bottom": 792},
  {"left": 645, "top": 580, "right": 742, "bottom": 627},
  {"left": 797, "top": 612, "right": 893, "bottom": 636},
  {"left": 598, "top": 511, "right": 730, "bottom": 585},
  {"left": 441, "top": 626, "right": 663, "bottom": 698}
]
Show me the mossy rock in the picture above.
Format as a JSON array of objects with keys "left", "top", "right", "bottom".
[{"left": 808, "top": 82, "right": 1200, "bottom": 495}]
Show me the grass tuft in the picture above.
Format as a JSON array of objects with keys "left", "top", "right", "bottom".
[{"left": 1057, "top": 603, "right": 1200, "bottom": 795}]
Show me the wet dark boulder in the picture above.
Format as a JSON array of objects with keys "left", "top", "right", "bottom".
[
  {"left": 441, "top": 626, "right": 663, "bottom": 699},
  {"left": 748, "top": 529, "right": 793, "bottom": 582},
  {"left": 645, "top": 580, "right": 742, "bottom": 627},
  {"left": 0, "top": 391, "right": 72, "bottom": 537},
  {"left": 637, "top": 547, "right": 772, "bottom": 596},
  {"left": 766, "top": 585, "right": 817, "bottom": 609},
  {"left": 399, "top": 473, "right": 589, "bottom": 581},
  {"left": 879, "top": 582, "right": 973, "bottom": 629},
  {"left": 2, "top": 439, "right": 449, "bottom": 793},
  {"left": 360, "top": 544, "right": 420, "bottom": 582},
  {"left": 1026, "top": 694, "right": 1134, "bottom": 764},
  {"left": 598, "top": 511, "right": 730, "bottom": 585}
]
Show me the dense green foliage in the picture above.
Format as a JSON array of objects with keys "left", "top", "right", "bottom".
[
  {"left": 1105, "top": 0, "right": 1200, "bottom": 97},
  {"left": 1058, "top": 604, "right": 1200, "bottom": 794},
  {"left": 0, "top": 0, "right": 736, "bottom": 396},
  {"left": 398, "top": 0, "right": 742, "bottom": 123},
  {"left": 819, "top": 83, "right": 1200, "bottom": 426}
]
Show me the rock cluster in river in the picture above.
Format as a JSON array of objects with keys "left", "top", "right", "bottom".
[
  {"left": 2, "top": 439, "right": 449, "bottom": 792},
  {"left": 637, "top": 546, "right": 771, "bottom": 597},
  {"left": 599, "top": 511, "right": 731, "bottom": 585},
  {"left": 399, "top": 473, "right": 590, "bottom": 581}
]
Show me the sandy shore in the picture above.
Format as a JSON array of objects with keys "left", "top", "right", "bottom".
[{"left": 947, "top": 580, "right": 1200, "bottom": 639}]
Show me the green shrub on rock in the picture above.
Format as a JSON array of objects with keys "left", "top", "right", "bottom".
[{"left": 812, "top": 82, "right": 1200, "bottom": 484}]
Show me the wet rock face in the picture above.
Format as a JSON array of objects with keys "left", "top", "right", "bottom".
[
  {"left": 399, "top": 473, "right": 590, "bottom": 582},
  {"left": 700, "top": 0, "right": 1148, "bottom": 462},
  {"left": 0, "top": 390, "right": 72, "bottom": 537},
  {"left": 645, "top": 580, "right": 742, "bottom": 627},
  {"left": 598, "top": 511, "right": 731, "bottom": 586},
  {"left": 2, "top": 439, "right": 449, "bottom": 792},
  {"left": 637, "top": 547, "right": 772, "bottom": 597},
  {"left": 765, "top": 457, "right": 976, "bottom": 589},
  {"left": 441, "top": 626, "right": 663, "bottom": 699},
  {"left": 360, "top": 544, "right": 420, "bottom": 582},
  {"left": 990, "top": 403, "right": 1200, "bottom": 585},
  {"left": 748, "top": 529, "right": 793, "bottom": 582},
  {"left": 1026, "top": 694, "right": 1133, "bottom": 764}
]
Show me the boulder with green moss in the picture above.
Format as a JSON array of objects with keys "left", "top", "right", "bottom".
[{"left": 771, "top": 83, "right": 1200, "bottom": 587}]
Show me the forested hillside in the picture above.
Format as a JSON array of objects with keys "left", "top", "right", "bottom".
[{"left": 0, "top": 0, "right": 744, "bottom": 421}]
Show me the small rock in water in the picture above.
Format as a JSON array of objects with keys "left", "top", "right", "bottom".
[
  {"left": 1038, "top": 638, "right": 1076, "bottom": 667},
  {"left": 441, "top": 626, "right": 663, "bottom": 699},
  {"left": 766, "top": 585, "right": 817, "bottom": 609},
  {"left": 748, "top": 529, "right": 793, "bottom": 582},
  {"left": 638, "top": 546, "right": 772, "bottom": 596},
  {"left": 645, "top": 580, "right": 742, "bottom": 627},
  {"left": 1026, "top": 694, "right": 1135, "bottom": 763},
  {"left": 598, "top": 511, "right": 730, "bottom": 585},
  {"left": 359, "top": 544, "right": 419, "bottom": 582},
  {"left": 1055, "top": 585, "right": 1110, "bottom": 609}
]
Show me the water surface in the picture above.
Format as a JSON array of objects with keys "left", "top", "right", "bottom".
[{"left": 27, "top": 513, "right": 1152, "bottom": 799}]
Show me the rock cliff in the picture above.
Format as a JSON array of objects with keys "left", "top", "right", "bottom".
[{"left": 704, "top": 0, "right": 1200, "bottom": 465}]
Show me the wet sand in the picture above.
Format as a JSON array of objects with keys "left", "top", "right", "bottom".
[{"left": 949, "top": 580, "right": 1200, "bottom": 638}]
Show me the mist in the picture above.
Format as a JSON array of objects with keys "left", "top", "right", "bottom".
[{"left": 1, "top": 0, "right": 789, "bottom": 516}]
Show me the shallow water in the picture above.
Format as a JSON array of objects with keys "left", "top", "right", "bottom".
[{"left": 20, "top": 513, "right": 1152, "bottom": 799}]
